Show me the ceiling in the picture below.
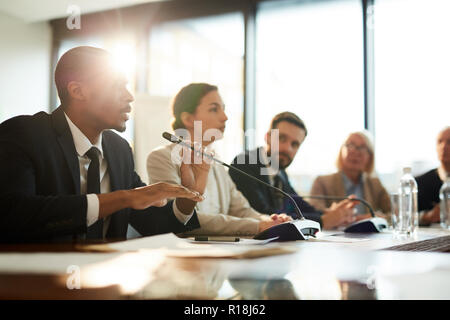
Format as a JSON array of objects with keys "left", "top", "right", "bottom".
[{"left": 0, "top": 0, "right": 167, "bottom": 23}]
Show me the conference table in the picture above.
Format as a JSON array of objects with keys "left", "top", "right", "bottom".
[{"left": 0, "top": 226, "right": 449, "bottom": 300}]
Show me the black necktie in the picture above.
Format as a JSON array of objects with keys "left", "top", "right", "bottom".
[
  {"left": 272, "top": 174, "right": 285, "bottom": 210},
  {"left": 85, "top": 147, "right": 104, "bottom": 239}
]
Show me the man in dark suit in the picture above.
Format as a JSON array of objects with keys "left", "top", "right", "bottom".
[
  {"left": 230, "top": 112, "right": 356, "bottom": 230},
  {"left": 416, "top": 126, "right": 450, "bottom": 225},
  {"left": 0, "top": 46, "right": 208, "bottom": 242}
]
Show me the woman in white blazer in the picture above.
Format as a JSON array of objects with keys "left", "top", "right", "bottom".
[{"left": 147, "top": 83, "right": 291, "bottom": 236}]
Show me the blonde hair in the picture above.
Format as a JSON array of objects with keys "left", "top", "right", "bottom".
[{"left": 336, "top": 131, "right": 375, "bottom": 174}]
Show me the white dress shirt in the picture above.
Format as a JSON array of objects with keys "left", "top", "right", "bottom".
[{"left": 64, "top": 113, "right": 192, "bottom": 238}]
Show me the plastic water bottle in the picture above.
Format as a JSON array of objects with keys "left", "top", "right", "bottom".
[
  {"left": 440, "top": 174, "right": 450, "bottom": 229},
  {"left": 397, "top": 167, "right": 418, "bottom": 236}
]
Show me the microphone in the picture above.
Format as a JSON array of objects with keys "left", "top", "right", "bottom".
[
  {"left": 162, "top": 132, "right": 321, "bottom": 241},
  {"left": 301, "top": 195, "right": 388, "bottom": 233},
  {"left": 163, "top": 132, "right": 305, "bottom": 220}
]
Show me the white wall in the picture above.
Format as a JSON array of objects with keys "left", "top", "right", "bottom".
[
  {"left": 0, "top": 11, "right": 52, "bottom": 122},
  {"left": 133, "top": 93, "right": 173, "bottom": 184}
]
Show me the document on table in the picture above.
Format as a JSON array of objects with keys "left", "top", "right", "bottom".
[
  {"left": 310, "top": 232, "right": 371, "bottom": 243},
  {"left": 105, "top": 233, "right": 297, "bottom": 259},
  {"left": 0, "top": 252, "right": 122, "bottom": 274},
  {"left": 186, "top": 237, "right": 278, "bottom": 245}
]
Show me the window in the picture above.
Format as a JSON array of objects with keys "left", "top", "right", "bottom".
[
  {"left": 255, "top": 0, "right": 365, "bottom": 194},
  {"left": 147, "top": 12, "right": 245, "bottom": 164},
  {"left": 374, "top": 0, "right": 450, "bottom": 192}
]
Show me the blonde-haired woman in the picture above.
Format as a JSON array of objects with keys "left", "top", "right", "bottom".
[{"left": 310, "top": 131, "right": 390, "bottom": 219}]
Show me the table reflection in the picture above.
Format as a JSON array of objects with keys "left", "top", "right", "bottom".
[{"left": 129, "top": 253, "right": 377, "bottom": 300}]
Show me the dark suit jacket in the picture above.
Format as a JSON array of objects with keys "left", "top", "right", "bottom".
[
  {"left": 416, "top": 169, "right": 442, "bottom": 212},
  {"left": 0, "top": 106, "right": 199, "bottom": 242},
  {"left": 230, "top": 147, "right": 322, "bottom": 224}
]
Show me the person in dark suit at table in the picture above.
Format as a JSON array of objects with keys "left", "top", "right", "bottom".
[
  {"left": 229, "top": 111, "right": 357, "bottom": 230},
  {"left": 416, "top": 126, "right": 450, "bottom": 225},
  {"left": 0, "top": 46, "right": 207, "bottom": 243}
]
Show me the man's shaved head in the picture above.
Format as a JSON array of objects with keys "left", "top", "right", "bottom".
[
  {"left": 55, "top": 46, "right": 133, "bottom": 133},
  {"left": 55, "top": 46, "right": 112, "bottom": 105}
]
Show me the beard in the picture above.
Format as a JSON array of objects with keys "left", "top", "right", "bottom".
[
  {"left": 112, "top": 121, "right": 127, "bottom": 133},
  {"left": 279, "top": 154, "right": 292, "bottom": 169},
  {"left": 267, "top": 150, "right": 292, "bottom": 170},
  {"left": 118, "top": 124, "right": 126, "bottom": 132}
]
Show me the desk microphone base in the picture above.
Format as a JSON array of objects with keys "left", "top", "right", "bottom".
[
  {"left": 344, "top": 217, "right": 388, "bottom": 233},
  {"left": 253, "top": 219, "right": 321, "bottom": 242}
]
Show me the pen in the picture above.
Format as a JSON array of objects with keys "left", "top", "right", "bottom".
[{"left": 194, "top": 236, "right": 240, "bottom": 242}]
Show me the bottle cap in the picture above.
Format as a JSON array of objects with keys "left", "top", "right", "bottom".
[{"left": 403, "top": 167, "right": 412, "bottom": 174}]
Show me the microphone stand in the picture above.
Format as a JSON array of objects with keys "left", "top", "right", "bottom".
[
  {"left": 162, "top": 132, "right": 321, "bottom": 241},
  {"left": 301, "top": 195, "right": 388, "bottom": 233}
]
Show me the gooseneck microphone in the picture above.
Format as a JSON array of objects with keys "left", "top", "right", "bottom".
[
  {"left": 162, "top": 132, "right": 305, "bottom": 221},
  {"left": 162, "top": 132, "right": 321, "bottom": 241},
  {"left": 301, "top": 195, "right": 388, "bottom": 233}
]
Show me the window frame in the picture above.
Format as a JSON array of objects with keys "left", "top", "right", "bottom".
[{"left": 50, "top": 0, "right": 375, "bottom": 147}]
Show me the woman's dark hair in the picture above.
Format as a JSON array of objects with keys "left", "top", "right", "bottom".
[{"left": 171, "top": 83, "right": 218, "bottom": 130}]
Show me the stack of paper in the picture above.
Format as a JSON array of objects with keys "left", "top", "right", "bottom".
[{"left": 105, "top": 233, "right": 298, "bottom": 259}]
